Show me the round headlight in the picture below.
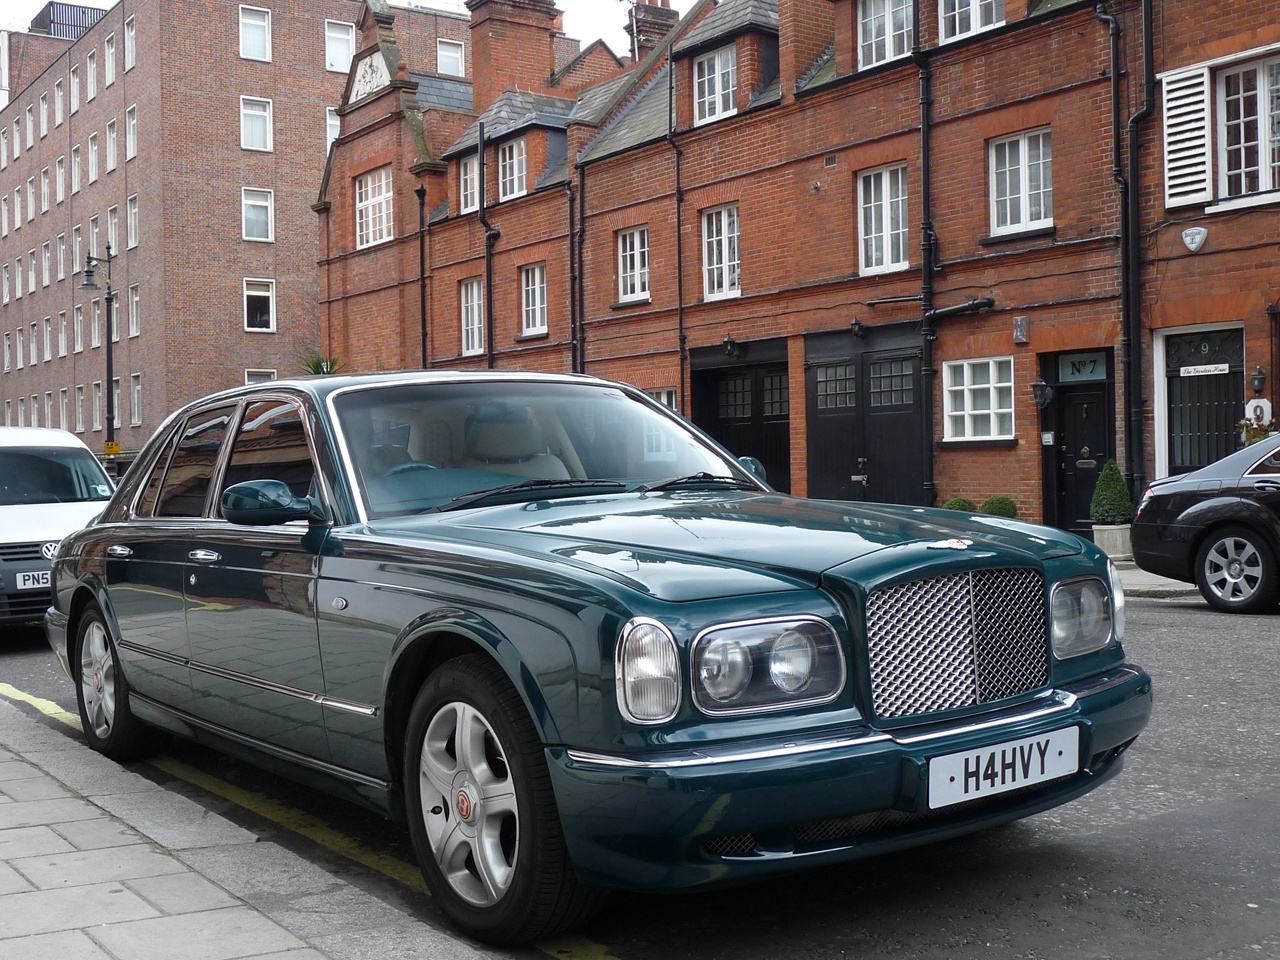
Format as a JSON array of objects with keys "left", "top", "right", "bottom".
[
  {"left": 699, "top": 637, "right": 753, "bottom": 702},
  {"left": 769, "top": 629, "right": 816, "bottom": 694}
]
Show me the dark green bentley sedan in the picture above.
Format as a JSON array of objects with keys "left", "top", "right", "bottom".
[{"left": 46, "top": 372, "right": 1152, "bottom": 944}]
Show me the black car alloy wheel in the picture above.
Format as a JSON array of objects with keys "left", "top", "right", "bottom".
[
  {"left": 403, "top": 654, "right": 602, "bottom": 945},
  {"left": 1194, "top": 526, "right": 1279, "bottom": 614}
]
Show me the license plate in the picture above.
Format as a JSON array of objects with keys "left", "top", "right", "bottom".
[
  {"left": 16, "top": 571, "right": 51, "bottom": 590},
  {"left": 928, "top": 727, "right": 1079, "bottom": 809}
]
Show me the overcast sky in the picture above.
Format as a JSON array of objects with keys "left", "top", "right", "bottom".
[{"left": 1, "top": 1, "right": 695, "bottom": 58}]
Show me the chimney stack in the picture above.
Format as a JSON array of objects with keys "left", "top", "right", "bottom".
[
  {"left": 467, "top": 0, "right": 561, "bottom": 108},
  {"left": 625, "top": 0, "right": 680, "bottom": 63},
  {"left": 779, "top": 0, "right": 835, "bottom": 102}
]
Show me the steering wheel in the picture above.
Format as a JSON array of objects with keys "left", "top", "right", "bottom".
[{"left": 381, "top": 461, "right": 438, "bottom": 478}]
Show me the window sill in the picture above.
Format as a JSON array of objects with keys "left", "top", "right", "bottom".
[
  {"left": 940, "top": 437, "right": 1019, "bottom": 449},
  {"left": 859, "top": 262, "right": 911, "bottom": 278},
  {"left": 978, "top": 225, "right": 1056, "bottom": 246},
  {"left": 939, "top": 21, "right": 1004, "bottom": 44},
  {"left": 702, "top": 290, "right": 742, "bottom": 303},
  {"left": 499, "top": 191, "right": 527, "bottom": 203},
  {"left": 514, "top": 331, "right": 548, "bottom": 342},
  {"left": 611, "top": 297, "right": 651, "bottom": 309},
  {"left": 1205, "top": 190, "right": 1280, "bottom": 214},
  {"left": 694, "top": 110, "right": 738, "bottom": 129}
]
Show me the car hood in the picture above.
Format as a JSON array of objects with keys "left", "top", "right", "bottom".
[
  {"left": 0, "top": 501, "right": 106, "bottom": 546},
  {"left": 372, "top": 493, "right": 1085, "bottom": 602}
]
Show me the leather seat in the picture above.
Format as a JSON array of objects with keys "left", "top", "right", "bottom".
[{"left": 456, "top": 405, "right": 569, "bottom": 479}]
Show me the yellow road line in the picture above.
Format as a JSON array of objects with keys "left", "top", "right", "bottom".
[{"left": 0, "top": 682, "right": 619, "bottom": 958}]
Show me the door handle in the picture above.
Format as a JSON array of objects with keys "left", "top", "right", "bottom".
[
  {"left": 1255, "top": 480, "right": 1280, "bottom": 493},
  {"left": 106, "top": 545, "right": 133, "bottom": 558},
  {"left": 188, "top": 549, "right": 221, "bottom": 563}
]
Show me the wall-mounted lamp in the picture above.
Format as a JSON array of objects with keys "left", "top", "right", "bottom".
[
  {"left": 1252, "top": 366, "right": 1267, "bottom": 396},
  {"left": 850, "top": 317, "right": 865, "bottom": 339},
  {"left": 1031, "top": 377, "right": 1054, "bottom": 410},
  {"left": 723, "top": 334, "right": 740, "bottom": 359}
]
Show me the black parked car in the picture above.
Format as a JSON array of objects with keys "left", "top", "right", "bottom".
[{"left": 1132, "top": 433, "right": 1280, "bottom": 612}]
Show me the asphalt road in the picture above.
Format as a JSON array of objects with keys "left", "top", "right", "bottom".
[{"left": 3, "top": 596, "right": 1278, "bottom": 960}]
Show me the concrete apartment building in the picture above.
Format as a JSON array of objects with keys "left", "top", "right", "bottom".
[
  {"left": 0, "top": 0, "right": 471, "bottom": 462},
  {"left": 316, "top": 0, "right": 1279, "bottom": 530}
]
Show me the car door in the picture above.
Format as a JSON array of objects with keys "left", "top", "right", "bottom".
[
  {"left": 1243, "top": 443, "right": 1280, "bottom": 525},
  {"left": 105, "top": 405, "right": 238, "bottom": 710},
  {"left": 182, "top": 396, "right": 331, "bottom": 761}
]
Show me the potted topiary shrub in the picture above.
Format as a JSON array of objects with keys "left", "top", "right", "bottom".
[
  {"left": 942, "top": 497, "right": 977, "bottom": 512},
  {"left": 980, "top": 496, "right": 1018, "bottom": 518},
  {"left": 1089, "top": 458, "right": 1134, "bottom": 560}
]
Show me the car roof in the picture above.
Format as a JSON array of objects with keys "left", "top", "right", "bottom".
[{"left": 0, "top": 427, "right": 97, "bottom": 451}]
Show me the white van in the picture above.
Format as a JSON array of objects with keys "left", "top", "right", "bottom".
[{"left": 0, "top": 428, "right": 113, "bottom": 625}]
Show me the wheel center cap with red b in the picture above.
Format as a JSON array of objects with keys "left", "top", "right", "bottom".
[{"left": 456, "top": 786, "right": 476, "bottom": 823}]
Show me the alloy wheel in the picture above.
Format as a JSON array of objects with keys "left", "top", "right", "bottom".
[
  {"left": 79, "top": 620, "right": 116, "bottom": 740},
  {"left": 1203, "top": 535, "right": 1263, "bottom": 604}
]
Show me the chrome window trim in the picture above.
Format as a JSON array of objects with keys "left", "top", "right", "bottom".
[
  {"left": 1049, "top": 575, "right": 1116, "bottom": 659},
  {"left": 615, "top": 616, "right": 681, "bottom": 725},
  {"left": 689, "top": 614, "right": 847, "bottom": 717},
  {"left": 118, "top": 638, "right": 378, "bottom": 716},
  {"left": 1244, "top": 437, "right": 1280, "bottom": 476}
]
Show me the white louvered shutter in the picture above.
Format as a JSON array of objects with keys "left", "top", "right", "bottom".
[{"left": 1162, "top": 67, "right": 1213, "bottom": 208}]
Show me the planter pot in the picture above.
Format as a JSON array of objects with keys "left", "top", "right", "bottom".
[{"left": 1092, "top": 523, "right": 1132, "bottom": 562}]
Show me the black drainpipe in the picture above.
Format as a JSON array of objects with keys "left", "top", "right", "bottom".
[
  {"left": 477, "top": 122, "right": 501, "bottom": 370},
  {"left": 911, "top": 6, "right": 939, "bottom": 507},
  {"left": 667, "top": 54, "right": 688, "bottom": 412},
  {"left": 415, "top": 184, "right": 428, "bottom": 369},
  {"left": 565, "top": 182, "right": 577, "bottom": 372},
  {"left": 577, "top": 164, "right": 588, "bottom": 373},
  {"left": 1125, "top": 0, "right": 1155, "bottom": 499}
]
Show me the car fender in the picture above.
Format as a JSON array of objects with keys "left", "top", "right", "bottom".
[
  {"left": 62, "top": 574, "right": 120, "bottom": 676},
  {"left": 1190, "top": 499, "right": 1280, "bottom": 560}
]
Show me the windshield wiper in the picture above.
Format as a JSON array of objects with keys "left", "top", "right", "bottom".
[
  {"left": 636, "top": 472, "right": 761, "bottom": 493},
  {"left": 430, "top": 478, "right": 627, "bottom": 513}
]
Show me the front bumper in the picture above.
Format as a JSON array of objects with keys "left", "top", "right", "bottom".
[{"left": 549, "top": 664, "right": 1152, "bottom": 890}]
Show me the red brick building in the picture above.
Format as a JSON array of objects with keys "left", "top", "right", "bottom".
[
  {"left": 0, "top": 0, "right": 471, "bottom": 461},
  {"left": 317, "top": 0, "right": 1278, "bottom": 531}
]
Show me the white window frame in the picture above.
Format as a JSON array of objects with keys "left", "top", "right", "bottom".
[
  {"left": 59, "top": 388, "right": 68, "bottom": 430},
  {"left": 327, "top": 107, "right": 340, "bottom": 151},
  {"left": 71, "top": 145, "right": 81, "bottom": 193},
  {"left": 459, "top": 155, "right": 478, "bottom": 213},
  {"left": 126, "top": 105, "right": 137, "bottom": 159},
  {"left": 355, "top": 167, "right": 394, "bottom": 248},
  {"left": 42, "top": 316, "right": 51, "bottom": 360},
  {"left": 127, "top": 195, "right": 139, "bottom": 248},
  {"left": 939, "top": 0, "right": 1005, "bottom": 43},
  {"left": 25, "top": 105, "right": 34, "bottom": 146},
  {"left": 74, "top": 304, "right": 83, "bottom": 352},
  {"left": 55, "top": 80, "right": 64, "bottom": 125},
  {"left": 58, "top": 311, "right": 67, "bottom": 355},
  {"left": 2, "top": 332, "right": 8, "bottom": 370},
  {"left": 693, "top": 45, "right": 737, "bottom": 126},
  {"left": 244, "top": 369, "right": 277, "bottom": 385},
  {"left": 40, "top": 168, "right": 49, "bottom": 211},
  {"left": 240, "top": 97, "right": 273, "bottom": 152},
  {"left": 92, "top": 382, "right": 102, "bottom": 431},
  {"left": 989, "top": 127, "right": 1053, "bottom": 235},
  {"left": 75, "top": 385, "right": 85, "bottom": 433},
  {"left": 521, "top": 263, "right": 548, "bottom": 335},
  {"left": 106, "top": 119, "right": 117, "bottom": 171},
  {"left": 15, "top": 328, "right": 22, "bottom": 366},
  {"left": 88, "top": 133, "right": 99, "bottom": 182},
  {"left": 57, "top": 234, "right": 65, "bottom": 279},
  {"left": 437, "top": 39, "right": 465, "bottom": 77},
  {"left": 1, "top": 264, "right": 7, "bottom": 303},
  {"left": 41, "top": 242, "right": 50, "bottom": 287},
  {"left": 130, "top": 374, "right": 142, "bottom": 425},
  {"left": 859, "top": 162, "right": 910, "bottom": 275},
  {"left": 460, "top": 277, "right": 484, "bottom": 356},
  {"left": 239, "top": 6, "right": 272, "bottom": 62},
  {"left": 104, "top": 34, "right": 116, "bottom": 87},
  {"left": 70, "top": 66, "right": 80, "bottom": 113},
  {"left": 39, "top": 93, "right": 48, "bottom": 137},
  {"left": 498, "top": 139, "right": 526, "bottom": 201},
  {"left": 107, "top": 205, "right": 119, "bottom": 253},
  {"left": 943, "top": 356, "right": 1015, "bottom": 440},
  {"left": 128, "top": 283, "right": 140, "bottom": 337},
  {"left": 91, "top": 299, "right": 101, "bottom": 348},
  {"left": 1217, "top": 54, "right": 1280, "bottom": 200},
  {"left": 241, "top": 187, "right": 274, "bottom": 242},
  {"left": 617, "top": 226, "right": 650, "bottom": 302},
  {"left": 87, "top": 50, "right": 97, "bottom": 100},
  {"left": 243, "top": 278, "right": 276, "bottom": 332},
  {"left": 325, "top": 20, "right": 356, "bottom": 74},
  {"left": 124, "top": 17, "right": 136, "bottom": 71},
  {"left": 73, "top": 226, "right": 82, "bottom": 274},
  {"left": 26, "top": 178, "right": 35, "bottom": 220},
  {"left": 56, "top": 156, "right": 65, "bottom": 202},
  {"left": 701, "top": 204, "right": 741, "bottom": 300},
  {"left": 859, "top": 0, "right": 913, "bottom": 70},
  {"left": 0, "top": 196, "right": 5, "bottom": 236},
  {"left": 0, "top": 129, "right": 6, "bottom": 169},
  {"left": 28, "top": 320, "right": 37, "bottom": 365}
]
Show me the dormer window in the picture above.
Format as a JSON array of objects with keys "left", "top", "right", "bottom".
[
  {"left": 499, "top": 139, "right": 526, "bottom": 201},
  {"left": 860, "top": 0, "right": 913, "bottom": 69},
  {"left": 694, "top": 45, "right": 737, "bottom": 126},
  {"left": 460, "top": 155, "right": 478, "bottom": 213},
  {"left": 940, "top": 0, "right": 1004, "bottom": 43}
]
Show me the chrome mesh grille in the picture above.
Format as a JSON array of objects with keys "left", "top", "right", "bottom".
[{"left": 866, "top": 568, "right": 1047, "bottom": 719}]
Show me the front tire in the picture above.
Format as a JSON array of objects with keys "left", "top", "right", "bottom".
[
  {"left": 74, "top": 602, "right": 155, "bottom": 761},
  {"left": 1194, "top": 526, "right": 1278, "bottom": 613},
  {"left": 403, "top": 654, "right": 602, "bottom": 945}
]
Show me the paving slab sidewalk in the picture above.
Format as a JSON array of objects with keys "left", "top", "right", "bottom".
[
  {"left": 0, "top": 698, "right": 499, "bottom": 960},
  {"left": 1114, "top": 560, "right": 1202, "bottom": 600}
]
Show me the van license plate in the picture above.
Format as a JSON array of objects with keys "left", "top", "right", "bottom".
[
  {"left": 928, "top": 727, "right": 1079, "bottom": 809},
  {"left": 16, "top": 571, "right": 51, "bottom": 590}
]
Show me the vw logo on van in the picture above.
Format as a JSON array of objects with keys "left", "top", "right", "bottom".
[{"left": 41, "top": 542, "right": 60, "bottom": 561}]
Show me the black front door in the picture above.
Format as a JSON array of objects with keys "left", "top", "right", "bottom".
[
  {"left": 1165, "top": 329, "right": 1245, "bottom": 474},
  {"left": 1056, "top": 384, "right": 1109, "bottom": 534},
  {"left": 805, "top": 328, "right": 925, "bottom": 504},
  {"left": 691, "top": 342, "right": 791, "bottom": 493}
]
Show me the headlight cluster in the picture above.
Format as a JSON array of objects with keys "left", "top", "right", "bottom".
[
  {"left": 616, "top": 616, "right": 845, "bottom": 723},
  {"left": 1050, "top": 576, "right": 1117, "bottom": 659}
]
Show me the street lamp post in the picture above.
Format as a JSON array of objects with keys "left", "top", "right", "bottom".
[{"left": 81, "top": 242, "right": 117, "bottom": 476}]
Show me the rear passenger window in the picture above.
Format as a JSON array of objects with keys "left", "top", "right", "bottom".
[
  {"left": 219, "top": 400, "right": 317, "bottom": 508},
  {"left": 134, "top": 429, "right": 181, "bottom": 517},
  {"left": 155, "top": 406, "right": 237, "bottom": 517}
]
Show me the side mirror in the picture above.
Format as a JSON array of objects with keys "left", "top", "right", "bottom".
[
  {"left": 221, "top": 480, "right": 322, "bottom": 526},
  {"left": 739, "top": 456, "right": 767, "bottom": 484}
]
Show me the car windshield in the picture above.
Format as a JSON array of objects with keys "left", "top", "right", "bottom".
[
  {"left": 332, "top": 381, "right": 756, "bottom": 518},
  {"left": 0, "top": 447, "right": 114, "bottom": 506}
]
